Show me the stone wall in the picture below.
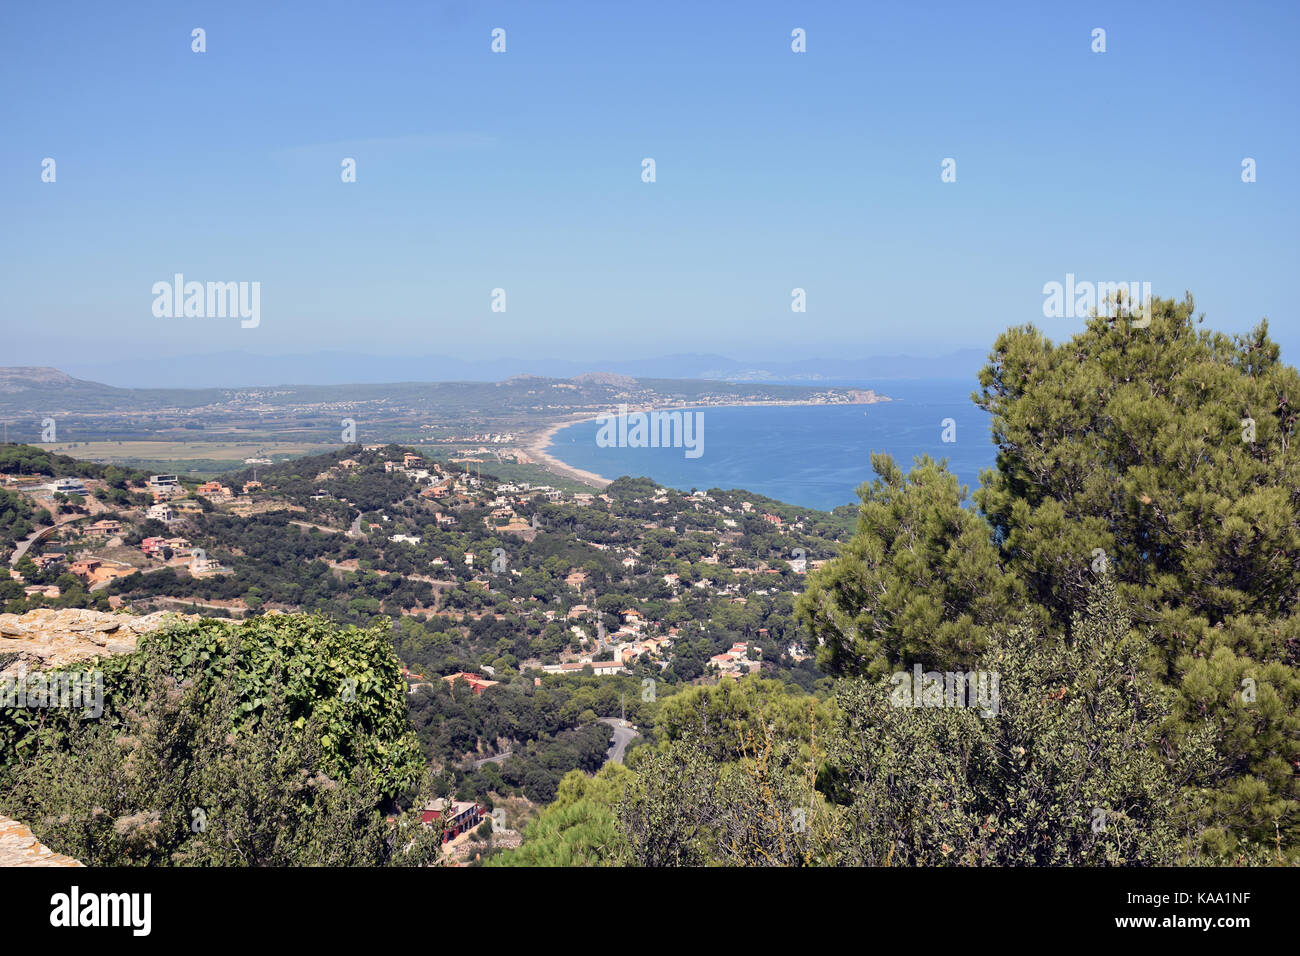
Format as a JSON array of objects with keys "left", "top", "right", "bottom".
[
  {"left": 0, "top": 815, "right": 83, "bottom": 867},
  {"left": 0, "top": 607, "right": 193, "bottom": 679}
]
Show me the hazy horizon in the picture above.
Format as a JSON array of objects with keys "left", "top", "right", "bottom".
[{"left": 24, "top": 346, "right": 985, "bottom": 390}]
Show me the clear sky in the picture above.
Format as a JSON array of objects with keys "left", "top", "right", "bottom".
[{"left": 2, "top": 0, "right": 1297, "bottom": 371}]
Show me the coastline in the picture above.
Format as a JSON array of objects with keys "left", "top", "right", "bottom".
[
  {"left": 521, "top": 394, "right": 893, "bottom": 491},
  {"left": 521, "top": 415, "right": 613, "bottom": 489}
]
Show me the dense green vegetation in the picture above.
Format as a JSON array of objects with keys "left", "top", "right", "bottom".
[
  {"left": 0, "top": 443, "right": 149, "bottom": 484},
  {"left": 0, "top": 488, "right": 41, "bottom": 557},
  {"left": 0, "top": 446, "right": 142, "bottom": 556},
  {"left": 408, "top": 673, "right": 660, "bottom": 806},
  {"left": 797, "top": 298, "right": 1299, "bottom": 861},
  {"left": 488, "top": 580, "right": 1227, "bottom": 866},
  {"left": 0, "top": 615, "right": 440, "bottom": 866},
  {"left": 486, "top": 763, "right": 632, "bottom": 866}
]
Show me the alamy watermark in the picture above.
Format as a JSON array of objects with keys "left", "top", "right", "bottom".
[
  {"left": 1042, "top": 274, "right": 1151, "bottom": 327},
  {"left": 50, "top": 886, "right": 150, "bottom": 936},
  {"left": 889, "top": 664, "right": 1000, "bottom": 718},
  {"left": 1, "top": 669, "right": 104, "bottom": 718},
  {"left": 595, "top": 404, "right": 704, "bottom": 459},
  {"left": 152, "top": 274, "right": 260, "bottom": 328}
]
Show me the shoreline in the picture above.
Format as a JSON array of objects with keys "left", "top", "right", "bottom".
[
  {"left": 520, "top": 395, "right": 893, "bottom": 491},
  {"left": 521, "top": 415, "right": 614, "bottom": 489}
]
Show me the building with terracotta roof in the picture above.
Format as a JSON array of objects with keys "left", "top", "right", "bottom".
[
  {"left": 69, "top": 559, "right": 101, "bottom": 579},
  {"left": 420, "top": 799, "right": 484, "bottom": 842},
  {"left": 442, "top": 672, "right": 500, "bottom": 696},
  {"left": 197, "top": 480, "right": 232, "bottom": 500}
]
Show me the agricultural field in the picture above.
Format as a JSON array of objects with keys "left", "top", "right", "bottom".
[{"left": 38, "top": 441, "right": 338, "bottom": 476}]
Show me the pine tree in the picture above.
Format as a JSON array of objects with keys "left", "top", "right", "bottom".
[{"left": 802, "top": 297, "right": 1300, "bottom": 860}]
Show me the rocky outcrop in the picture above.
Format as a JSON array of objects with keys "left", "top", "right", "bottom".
[
  {"left": 0, "top": 608, "right": 194, "bottom": 679},
  {"left": 0, "top": 815, "right": 82, "bottom": 866}
]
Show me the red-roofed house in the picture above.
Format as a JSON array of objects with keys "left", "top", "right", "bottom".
[
  {"left": 420, "top": 799, "right": 484, "bottom": 841},
  {"left": 442, "top": 672, "right": 500, "bottom": 696}
]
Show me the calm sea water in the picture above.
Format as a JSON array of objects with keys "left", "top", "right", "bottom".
[{"left": 546, "top": 379, "right": 997, "bottom": 511}]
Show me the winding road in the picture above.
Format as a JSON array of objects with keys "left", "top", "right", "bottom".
[
  {"left": 10, "top": 515, "right": 88, "bottom": 566},
  {"left": 598, "top": 718, "right": 639, "bottom": 765}
]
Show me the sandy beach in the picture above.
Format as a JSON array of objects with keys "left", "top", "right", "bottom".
[{"left": 521, "top": 415, "right": 612, "bottom": 489}]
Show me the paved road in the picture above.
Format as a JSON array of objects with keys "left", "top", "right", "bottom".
[
  {"left": 289, "top": 519, "right": 347, "bottom": 535},
  {"left": 598, "top": 718, "right": 640, "bottom": 765},
  {"left": 10, "top": 515, "right": 85, "bottom": 566},
  {"left": 462, "top": 722, "right": 634, "bottom": 773}
]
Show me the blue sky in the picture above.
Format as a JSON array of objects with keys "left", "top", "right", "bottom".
[{"left": 2, "top": 0, "right": 1297, "bottom": 374}]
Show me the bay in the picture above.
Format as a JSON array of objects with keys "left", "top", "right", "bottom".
[{"left": 545, "top": 379, "right": 997, "bottom": 511}]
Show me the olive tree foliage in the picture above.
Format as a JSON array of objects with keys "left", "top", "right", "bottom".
[{"left": 617, "top": 736, "right": 723, "bottom": 867}]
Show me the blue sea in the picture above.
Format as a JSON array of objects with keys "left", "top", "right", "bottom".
[{"left": 545, "top": 379, "right": 997, "bottom": 511}]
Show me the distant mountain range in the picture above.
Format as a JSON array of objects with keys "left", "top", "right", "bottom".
[{"left": 57, "top": 350, "right": 988, "bottom": 389}]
